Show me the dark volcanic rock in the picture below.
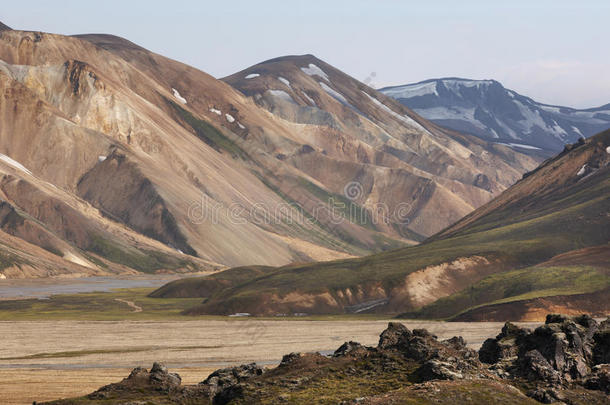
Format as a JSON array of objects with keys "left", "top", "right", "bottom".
[
  {"left": 480, "top": 314, "right": 610, "bottom": 394},
  {"left": 150, "top": 362, "right": 182, "bottom": 389},
  {"left": 583, "top": 364, "right": 610, "bottom": 394},
  {"left": 334, "top": 341, "right": 368, "bottom": 357},
  {"left": 479, "top": 322, "right": 529, "bottom": 364},
  {"left": 378, "top": 322, "right": 411, "bottom": 350},
  {"left": 526, "top": 386, "right": 565, "bottom": 404},
  {"left": 87, "top": 362, "right": 182, "bottom": 400},
  {"left": 593, "top": 318, "right": 610, "bottom": 365},
  {"left": 199, "top": 363, "right": 263, "bottom": 403},
  {"left": 377, "top": 322, "right": 483, "bottom": 382},
  {"left": 520, "top": 350, "right": 561, "bottom": 384}
]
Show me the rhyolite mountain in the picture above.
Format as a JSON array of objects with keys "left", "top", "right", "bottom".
[
  {"left": 0, "top": 24, "right": 539, "bottom": 278},
  {"left": 222, "top": 55, "right": 536, "bottom": 238},
  {"left": 380, "top": 78, "right": 610, "bottom": 154},
  {"left": 153, "top": 130, "right": 610, "bottom": 321}
]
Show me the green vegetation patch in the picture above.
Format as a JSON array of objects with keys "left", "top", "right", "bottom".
[
  {"left": 0, "top": 288, "right": 203, "bottom": 321},
  {"left": 165, "top": 97, "right": 248, "bottom": 159},
  {"left": 87, "top": 234, "right": 195, "bottom": 274},
  {"left": 410, "top": 265, "right": 610, "bottom": 319}
]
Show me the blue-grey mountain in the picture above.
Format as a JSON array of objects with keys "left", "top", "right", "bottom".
[{"left": 380, "top": 78, "right": 610, "bottom": 154}]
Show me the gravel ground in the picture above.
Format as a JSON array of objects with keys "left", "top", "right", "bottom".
[{"left": 0, "top": 319, "right": 541, "bottom": 404}]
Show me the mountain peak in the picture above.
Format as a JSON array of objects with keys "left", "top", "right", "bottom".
[{"left": 380, "top": 77, "right": 610, "bottom": 154}]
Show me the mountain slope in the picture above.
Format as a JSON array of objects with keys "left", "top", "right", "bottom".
[
  {"left": 0, "top": 29, "right": 365, "bottom": 276},
  {"left": 380, "top": 78, "right": 610, "bottom": 154},
  {"left": 223, "top": 55, "right": 537, "bottom": 238},
  {"left": 0, "top": 29, "right": 538, "bottom": 277},
  {"left": 157, "top": 131, "right": 610, "bottom": 319}
]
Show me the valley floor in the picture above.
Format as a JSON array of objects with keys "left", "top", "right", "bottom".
[{"left": 0, "top": 318, "right": 541, "bottom": 404}]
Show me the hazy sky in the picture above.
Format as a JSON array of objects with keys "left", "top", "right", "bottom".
[{"left": 2, "top": 0, "right": 609, "bottom": 108}]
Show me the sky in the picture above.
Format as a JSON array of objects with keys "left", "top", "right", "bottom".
[{"left": 2, "top": 0, "right": 609, "bottom": 108}]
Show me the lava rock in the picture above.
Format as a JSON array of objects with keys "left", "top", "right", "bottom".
[
  {"left": 526, "top": 386, "right": 565, "bottom": 403},
  {"left": 520, "top": 350, "right": 561, "bottom": 384},
  {"left": 593, "top": 318, "right": 610, "bottom": 365},
  {"left": 378, "top": 322, "right": 411, "bottom": 350},
  {"left": 583, "top": 364, "right": 610, "bottom": 393},
  {"left": 479, "top": 322, "right": 528, "bottom": 364},
  {"left": 333, "top": 341, "right": 368, "bottom": 357}
]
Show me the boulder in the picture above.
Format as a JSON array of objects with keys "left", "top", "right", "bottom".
[
  {"left": 520, "top": 350, "right": 561, "bottom": 384},
  {"left": 200, "top": 363, "right": 263, "bottom": 396},
  {"left": 416, "top": 359, "right": 465, "bottom": 381},
  {"left": 87, "top": 362, "right": 182, "bottom": 400},
  {"left": 593, "top": 318, "right": 610, "bottom": 365},
  {"left": 526, "top": 386, "right": 565, "bottom": 404},
  {"left": 333, "top": 341, "right": 368, "bottom": 357},
  {"left": 583, "top": 364, "right": 610, "bottom": 394},
  {"left": 378, "top": 322, "right": 411, "bottom": 349},
  {"left": 479, "top": 322, "right": 528, "bottom": 364},
  {"left": 149, "top": 362, "right": 182, "bottom": 389}
]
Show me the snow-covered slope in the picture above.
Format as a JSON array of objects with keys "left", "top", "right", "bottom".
[{"left": 380, "top": 78, "right": 610, "bottom": 154}]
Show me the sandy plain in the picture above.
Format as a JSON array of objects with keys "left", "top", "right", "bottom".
[{"left": 0, "top": 319, "right": 542, "bottom": 404}]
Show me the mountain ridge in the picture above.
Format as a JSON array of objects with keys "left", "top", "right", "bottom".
[
  {"left": 155, "top": 130, "right": 610, "bottom": 320},
  {"left": 0, "top": 28, "right": 536, "bottom": 277},
  {"left": 380, "top": 78, "right": 610, "bottom": 154}
]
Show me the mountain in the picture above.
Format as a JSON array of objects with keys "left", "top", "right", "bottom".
[
  {"left": 0, "top": 27, "right": 538, "bottom": 278},
  {"left": 155, "top": 130, "right": 610, "bottom": 320},
  {"left": 222, "top": 55, "right": 536, "bottom": 238},
  {"left": 380, "top": 78, "right": 610, "bottom": 154}
]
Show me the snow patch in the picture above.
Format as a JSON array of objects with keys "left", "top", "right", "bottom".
[
  {"left": 301, "top": 64, "right": 329, "bottom": 81},
  {"left": 245, "top": 73, "right": 260, "bottom": 79},
  {"left": 550, "top": 120, "right": 568, "bottom": 137},
  {"left": 98, "top": 155, "right": 107, "bottom": 162},
  {"left": 539, "top": 105, "right": 562, "bottom": 114},
  {"left": 229, "top": 312, "right": 251, "bottom": 317},
  {"left": 209, "top": 108, "right": 222, "bottom": 115},
  {"left": 238, "top": 122, "right": 246, "bottom": 129},
  {"left": 382, "top": 81, "right": 438, "bottom": 98},
  {"left": 268, "top": 89, "right": 295, "bottom": 103},
  {"left": 577, "top": 164, "right": 587, "bottom": 176},
  {"left": 414, "top": 106, "right": 486, "bottom": 130},
  {"left": 606, "top": 146, "right": 610, "bottom": 154},
  {"left": 0, "top": 153, "right": 32, "bottom": 175},
  {"left": 571, "top": 126, "right": 583, "bottom": 137},
  {"left": 171, "top": 88, "right": 187, "bottom": 104},
  {"left": 320, "top": 82, "right": 350, "bottom": 105},
  {"left": 441, "top": 79, "right": 494, "bottom": 93},
  {"left": 301, "top": 91, "right": 316, "bottom": 106},
  {"left": 278, "top": 76, "right": 290, "bottom": 87},
  {"left": 225, "top": 114, "right": 235, "bottom": 123},
  {"left": 361, "top": 91, "right": 427, "bottom": 132},
  {"left": 496, "top": 142, "right": 542, "bottom": 150}
]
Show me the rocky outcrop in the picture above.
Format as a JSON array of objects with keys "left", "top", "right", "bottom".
[
  {"left": 42, "top": 315, "right": 610, "bottom": 405},
  {"left": 480, "top": 314, "right": 610, "bottom": 401},
  {"left": 199, "top": 363, "right": 264, "bottom": 404},
  {"left": 87, "top": 362, "right": 182, "bottom": 401},
  {"left": 376, "top": 322, "right": 485, "bottom": 382},
  {"left": 479, "top": 321, "right": 529, "bottom": 364}
]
